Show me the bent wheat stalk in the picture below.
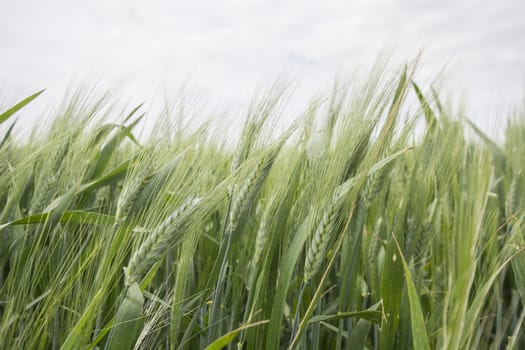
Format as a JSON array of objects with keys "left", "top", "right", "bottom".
[{"left": 124, "top": 197, "right": 201, "bottom": 285}]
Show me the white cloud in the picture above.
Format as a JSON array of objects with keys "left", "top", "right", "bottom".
[{"left": 0, "top": 0, "right": 523, "bottom": 136}]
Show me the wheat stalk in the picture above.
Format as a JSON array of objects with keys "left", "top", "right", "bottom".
[
  {"left": 304, "top": 197, "right": 340, "bottom": 282},
  {"left": 124, "top": 197, "right": 201, "bottom": 285},
  {"left": 253, "top": 203, "right": 270, "bottom": 266},
  {"left": 31, "top": 174, "right": 58, "bottom": 214},
  {"left": 116, "top": 169, "right": 155, "bottom": 224},
  {"left": 506, "top": 176, "right": 521, "bottom": 218},
  {"left": 228, "top": 151, "right": 277, "bottom": 235},
  {"left": 367, "top": 218, "right": 383, "bottom": 268},
  {"left": 231, "top": 118, "right": 256, "bottom": 173}
]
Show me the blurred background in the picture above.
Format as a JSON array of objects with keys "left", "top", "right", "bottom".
[{"left": 1, "top": 0, "right": 524, "bottom": 136}]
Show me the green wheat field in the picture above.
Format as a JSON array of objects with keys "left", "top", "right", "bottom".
[{"left": 1, "top": 62, "right": 525, "bottom": 349}]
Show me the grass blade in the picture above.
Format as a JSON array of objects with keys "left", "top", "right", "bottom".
[
  {"left": 393, "top": 235, "right": 430, "bottom": 350},
  {"left": 205, "top": 320, "right": 269, "bottom": 350},
  {"left": 0, "top": 89, "right": 44, "bottom": 125},
  {"left": 0, "top": 118, "right": 17, "bottom": 149},
  {"left": 308, "top": 310, "right": 382, "bottom": 325},
  {"left": 0, "top": 210, "right": 115, "bottom": 230},
  {"left": 105, "top": 283, "right": 144, "bottom": 350}
]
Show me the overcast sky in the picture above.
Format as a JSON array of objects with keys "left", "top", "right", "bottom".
[{"left": 1, "top": 0, "right": 524, "bottom": 135}]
